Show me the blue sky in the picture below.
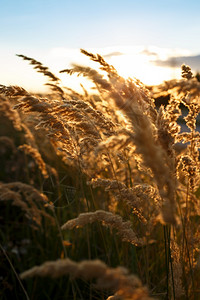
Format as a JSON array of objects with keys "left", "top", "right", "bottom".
[
  {"left": 1, "top": 0, "right": 200, "bottom": 50},
  {"left": 1, "top": 0, "right": 200, "bottom": 91}
]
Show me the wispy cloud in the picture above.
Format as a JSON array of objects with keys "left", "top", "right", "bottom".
[
  {"left": 154, "top": 54, "right": 200, "bottom": 71},
  {"left": 103, "top": 51, "right": 124, "bottom": 58},
  {"left": 139, "top": 49, "right": 158, "bottom": 57}
]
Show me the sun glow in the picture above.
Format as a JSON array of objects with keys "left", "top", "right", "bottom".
[
  {"left": 108, "top": 53, "right": 179, "bottom": 86},
  {"left": 54, "top": 46, "right": 184, "bottom": 92},
  {"left": 0, "top": 46, "right": 187, "bottom": 93}
]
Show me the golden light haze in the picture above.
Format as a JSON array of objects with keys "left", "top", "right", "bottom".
[{"left": 0, "top": 45, "right": 193, "bottom": 93}]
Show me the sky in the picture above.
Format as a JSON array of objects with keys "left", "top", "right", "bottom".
[{"left": 1, "top": 0, "right": 200, "bottom": 92}]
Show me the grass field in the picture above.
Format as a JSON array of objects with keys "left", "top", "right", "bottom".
[{"left": 1, "top": 50, "right": 200, "bottom": 300}]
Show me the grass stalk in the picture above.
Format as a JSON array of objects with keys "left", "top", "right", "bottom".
[{"left": 0, "top": 243, "right": 30, "bottom": 300}]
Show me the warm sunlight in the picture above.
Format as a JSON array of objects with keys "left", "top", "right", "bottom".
[
  {"left": 45, "top": 46, "right": 185, "bottom": 93},
  {"left": 108, "top": 51, "right": 181, "bottom": 85},
  {"left": 0, "top": 45, "right": 193, "bottom": 92}
]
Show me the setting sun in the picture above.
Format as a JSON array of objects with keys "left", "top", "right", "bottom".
[
  {"left": 98, "top": 45, "right": 190, "bottom": 86},
  {"left": 109, "top": 53, "right": 174, "bottom": 85}
]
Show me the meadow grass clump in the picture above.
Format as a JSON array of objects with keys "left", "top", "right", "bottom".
[{"left": 1, "top": 52, "right": 200, "bottom": 299}]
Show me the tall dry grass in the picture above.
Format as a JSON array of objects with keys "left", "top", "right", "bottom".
[{"left": 1, "top": 50, "right": 200, "bottom": 299}]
